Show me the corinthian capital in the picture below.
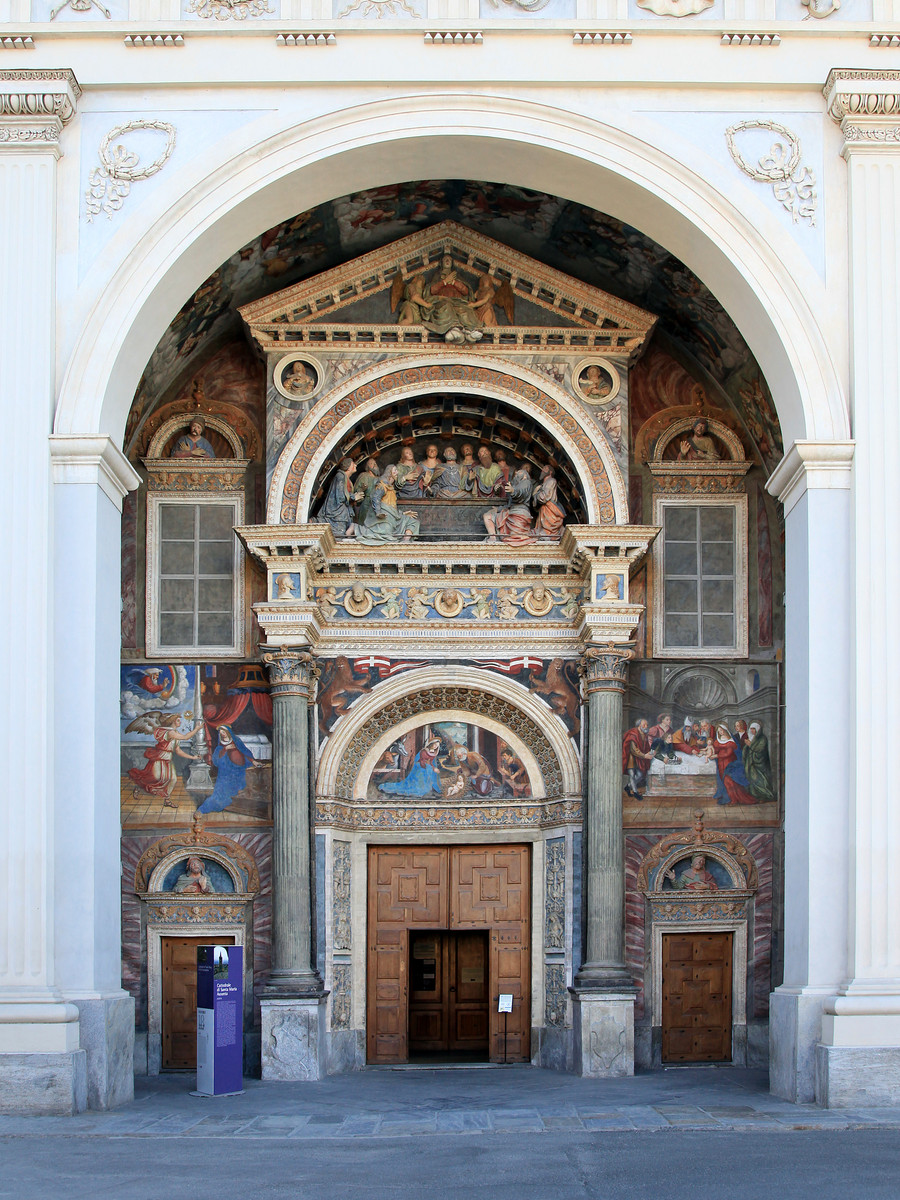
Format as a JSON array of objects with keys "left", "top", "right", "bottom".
[
  {"left": 0, "top": 69, "right": 81, "bottom": 150},
  {"left": 824, "top": 69, "right": 900, "bottom": 151},
  {"left": 579, "top": 643, "right": 633, "bottom": 694},
  {"left": 261, "top": 648, "right": 319, "bottom": 700}
]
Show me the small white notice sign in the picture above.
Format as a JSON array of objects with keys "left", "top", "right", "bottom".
[{"left": 498, "top": 993, "right": 513, "bottom": 1013}]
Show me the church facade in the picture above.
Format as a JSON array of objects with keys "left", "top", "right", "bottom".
[{"left": 1, "top": 9, "right": 898, "bottom": 1115}]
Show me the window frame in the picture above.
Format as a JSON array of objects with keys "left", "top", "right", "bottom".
[
  {"left": 145, "top": 492, "right": 245, "bottom": 659},
  {"left": 651, "top": 493, "right": 748, "bottom": 659}
]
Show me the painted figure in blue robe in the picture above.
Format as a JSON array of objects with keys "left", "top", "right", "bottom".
[
  {"left": 379, "top": 736, "right": 443, "bottom": 796},
  {"left": 196, "top": 726, "right": 253, "bottom": 814}
]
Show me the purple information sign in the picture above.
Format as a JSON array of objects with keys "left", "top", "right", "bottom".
[{"left": 196, "top": 945, "right": 243, "bottom": 1096}]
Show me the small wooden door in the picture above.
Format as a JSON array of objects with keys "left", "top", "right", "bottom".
[
  {"left": 161, "top": 935, "right": 235, "bottom": 1069},
  {"left": 661, "top": 932, "right": 732, "bottom": 1063},
  {"left": 408, "top": 931, "right": 490, "bottom": 1059}
]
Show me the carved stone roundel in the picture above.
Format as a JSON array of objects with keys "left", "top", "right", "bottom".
[{"left": 333, "top": 686, "right": 564, "bottom": 799}]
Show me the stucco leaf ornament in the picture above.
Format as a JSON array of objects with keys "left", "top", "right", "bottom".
[
  {"left": 187, "top": 0, "right": 272, "bottom": 18},
  {"left": 725, "top": 120, "right": 817, "bottom": 227},
  {"left": 636, "top": 0, "right": 712, "bottom": 15},
  {"left": 337, "top": 0, "right": 418, "bottom": 15},
  {"left": 85, "top": 119, "right": 177, "bottom": 222}
]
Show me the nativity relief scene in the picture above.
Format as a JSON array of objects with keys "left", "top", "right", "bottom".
[{"left": 117, "top": 181, "right": 784, "bottom": 1082}]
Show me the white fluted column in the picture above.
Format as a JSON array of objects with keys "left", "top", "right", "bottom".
[
  {"left": 817, "top": 70, "right": 900, "bottom": 1107},
  {"left": 0, "top": 70, "right": 87, "bottom": 1117},
  {"left": 50, "top": 437, "right": 140, "bottom": 1111},
  {"left": 766, "top": 441, "right": 853, "bottom": 1103}
]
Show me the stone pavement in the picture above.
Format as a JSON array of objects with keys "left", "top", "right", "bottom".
[{"left": 2, "top": 1065, "right": 900, "bottom": 1138}]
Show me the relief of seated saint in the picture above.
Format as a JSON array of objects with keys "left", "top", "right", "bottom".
[
  {"left": 354, "top": 464, "right": 420, "bottom": 545},
  {"left": 395, "top": 446, "right": 425, "bottom": 501},
  {"left": 172, "top": 419, "right": 215, "bottom": 459},
  {"left": 174, "top": 856, "right": 213, "bottom": 894},
  {"left": 484, "top": 464, "right": 536, "bottom": 546},
  {"left": 677, "top": 418, "right": 719, "bottom": 461}
]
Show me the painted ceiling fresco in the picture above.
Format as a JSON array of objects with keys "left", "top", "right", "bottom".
[{"left": 125, "top": 179, "right": 783, "bottom": 471}]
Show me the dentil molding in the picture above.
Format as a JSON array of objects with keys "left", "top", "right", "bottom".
[
  {"left": 824, "top": 69, "right": 900, "bottom": 149},
  {"left": 0, "top": 69, "right": 80, "bottom": 148}
]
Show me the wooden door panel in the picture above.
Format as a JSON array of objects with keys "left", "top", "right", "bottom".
[
  {"left": 367, "top": 845, "right": 531, "bottom": 1065},
  {"left": 662, "top": 932, "right": 733, "bottom": 1064},
  {"left": 161, "top": 935, "right": 235, "bottom": 1070},
  {"left": 448, "top": 932, "right": 489, "bottom": 1055}
]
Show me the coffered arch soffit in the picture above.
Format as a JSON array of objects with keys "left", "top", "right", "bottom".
[
  {"left": 269, "top": 358, "right": 626, "bottom": 526},
  {"left": 316, "top": 665, "right": 581, "bottom": 799}
]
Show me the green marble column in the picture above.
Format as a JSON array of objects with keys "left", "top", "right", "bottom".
[
  {"left": 261, "top": 649, "right": 323, "bottom": 996},
  {"left": 574, "top": 643, "right": 634, "bottom": 991}
]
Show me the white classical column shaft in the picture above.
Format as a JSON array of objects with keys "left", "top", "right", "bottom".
[
  {"left": 0, "top": 70, "right": 87, "bottom": 1117},
  {"left": 50, "top": 437, "right": 140, "bottom": 1111},
  {"left": 766, "top": 442, "right": 853, "bottom": 1103},
  {"left": 818, "top": 70, "right": 900, "bottom": 1106}
]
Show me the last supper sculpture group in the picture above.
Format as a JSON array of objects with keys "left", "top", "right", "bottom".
[{"left": 317, "top": 440, "right": 566, "bottom": 545}]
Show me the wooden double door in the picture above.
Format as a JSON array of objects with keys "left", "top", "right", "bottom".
[
  {"left": 661, "top": 931, "right": 733, "bottom": 1063},
  {"left": 367, "top": 845, "right": 530, "bottom": 1064}
]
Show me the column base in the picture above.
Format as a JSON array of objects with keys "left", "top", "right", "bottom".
[
  {"left": 261, "top": 997, "right": 328, "bottom": 1081},
  {"left": 816, "top": 1044, "right": 900, "bottom": 1108},
  {"left": 0, "top": 1052, "right": 87, "bottom": 1115},
  {"left": 569, "top": 988, "right": 635, "bottom": 1078},
  {"left": 264, "top": 970, "right": 325, "bottom": 999},
  {"left": 769, "top": 988, "right": 828, "bottom": 1103},
  {"left": 72, "top": 994, "right": 135, "bottom": 1110}
]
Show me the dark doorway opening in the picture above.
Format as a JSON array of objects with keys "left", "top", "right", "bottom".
[{"left": 408, "top": 930, "right": 490, "bottom": 1063}]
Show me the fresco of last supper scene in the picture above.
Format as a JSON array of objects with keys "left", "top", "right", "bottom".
[{"left": 113, "top": 190, "right": 784, "bottom": 1085}]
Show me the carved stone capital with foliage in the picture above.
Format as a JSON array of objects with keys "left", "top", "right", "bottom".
[
  {"left": 261, "top": 647, "right": 319, "bottom": 700},
  {"left": 579, "top": 642, "right": 633, "bottom": 694},
  {"left": 824, "top": 70, "right": 900, "bottom": 151},
  {"left": 0, "top": 69, "right": 81, "bottom": 150}
]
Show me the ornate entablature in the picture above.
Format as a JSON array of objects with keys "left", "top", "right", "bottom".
[{"left": 237, "top": 521, "right": 656, "bottom": 656}]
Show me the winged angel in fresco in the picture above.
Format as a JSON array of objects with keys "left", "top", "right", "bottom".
[
  {"left": 391, "top": 256, "right": 515, "bottom": 343},
  {"left": 125, "top": 711, "right": 200, "bottom": 807}
]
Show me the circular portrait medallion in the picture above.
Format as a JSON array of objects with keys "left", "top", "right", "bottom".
[
  {"left": 573, "top": 359, "right": 620, "bottom": 406},
  {"left": 273, "top": 354, "right": 323, "bottom": 404}
]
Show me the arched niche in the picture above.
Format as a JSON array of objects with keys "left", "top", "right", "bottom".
[
  {"left": 270, "top": 358, "right": 625, "bottom": 526},
  {"left": 316, "top": 665, "right": 581, "bottom": 802}
]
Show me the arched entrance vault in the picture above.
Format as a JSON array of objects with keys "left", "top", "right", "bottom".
[{"left": 55, "top": 95, "right": 847, "bottom": 449}]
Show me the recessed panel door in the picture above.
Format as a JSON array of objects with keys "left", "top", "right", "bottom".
[
  {"left": 661, "top": 932, "right": 733, "bottom": 1063},
  {"left": 161, "top": 934, "right": 235, "bottom": 1069},
  {"left": 448, "top": 931, "right": 489, "bottom": 1055}
]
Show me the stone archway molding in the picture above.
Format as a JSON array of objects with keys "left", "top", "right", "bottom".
[
  {"left": 316, "top": 665, "right": 581, "bottom": 799},
  {"left": 269, "top": 356, "right": 625, "bottom": 526},
  {"left": 55, "top": 93, "right": 846, "bottom": 453}
]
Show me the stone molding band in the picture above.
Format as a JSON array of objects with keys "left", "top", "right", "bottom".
[
  {"left": 824, "top": 69, "right": 900, "bottom": 149},
  {"left": 0, "top": 69, "right": 81, "bottom": 149}
]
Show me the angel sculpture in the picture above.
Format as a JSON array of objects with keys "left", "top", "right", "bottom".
[
  {"left": 496, "top": 587, "right": 522, "bottom": 621},
  {"left": 406, "top": 586, "right": 434, "bottom": 620},
  {"left": 377, "top": 586, "right": 404, "bottom": 620},
  {"left": 125, "top": 711, "right": 201, "bottom": 807},
  {"left": 390, "top": 257, "right": 515, "bottom": 344}
]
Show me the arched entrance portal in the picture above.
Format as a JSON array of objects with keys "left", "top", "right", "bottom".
[{"left": 45, "top": 109, "right": 850, "bottom": 1106}]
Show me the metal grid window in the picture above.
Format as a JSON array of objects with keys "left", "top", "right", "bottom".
[
  {"left": 662, "top": 505, "right": 736, "bottom": 650},
  {"left": 157, "top": 502, "right": 236, "bottom": 651}
]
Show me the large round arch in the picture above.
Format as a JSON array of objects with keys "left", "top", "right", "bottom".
[{"left": 55, "top": 93, "right": 847, "bottom": 449}]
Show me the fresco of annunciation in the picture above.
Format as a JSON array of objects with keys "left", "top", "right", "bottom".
[
  {"left": 364, "top": 722, "right": 532, "bottom": 802},
  {"left": 120, "top": 663, "right": 273, "bottom": 829}
]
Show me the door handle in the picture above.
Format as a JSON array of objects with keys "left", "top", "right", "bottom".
[{"left": 449, "top": 986, "right": 456, "bottom": 993}]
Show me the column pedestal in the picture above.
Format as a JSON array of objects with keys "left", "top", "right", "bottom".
[
  {"left": 570, "top": 989, "right": 635, "bottom": 1078},
  {"left": 261, "top": 997, "right": 328, "bottom": 1081}
]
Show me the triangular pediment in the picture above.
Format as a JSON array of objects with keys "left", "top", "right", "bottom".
[{"left": 239, "top": 221, "right": 656, "bottom": 353}]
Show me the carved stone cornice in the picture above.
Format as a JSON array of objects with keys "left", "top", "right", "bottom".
[
  {"left": 0, "top": 69, "right": 80, "bottom": 150},
  {"left": 824, "top": 69, "right": 900, "bottom": 152},
  {"left": 261, "top": 648, "right": 319, "bottom": 700},
  {"left": 579, "top": 643, "right": 633, "bottom": 695}
]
